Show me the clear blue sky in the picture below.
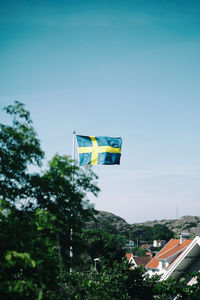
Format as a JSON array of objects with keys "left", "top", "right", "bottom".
[{"left": 0, "top": 0, "right": 200, "bottom": 223}]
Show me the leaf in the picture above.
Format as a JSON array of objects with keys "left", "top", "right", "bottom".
[
  {"left": 5, "top": 253, "right": 12, "bottom": 261},
  {"left": 31, "top": 260, "right": 36, "bottom": 268}
]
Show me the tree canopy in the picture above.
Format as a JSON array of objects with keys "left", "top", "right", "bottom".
[
  {"left": 0, "top": 101, "right": 100, "bottom": 298},
  {"left": 0, "top": 101, "right": 44, "bottom": 206},
  {"left": 1, "top": 101, "right": 200, "bottom": 299}
]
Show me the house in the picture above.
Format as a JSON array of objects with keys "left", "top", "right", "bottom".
[
  {"left": 133, "top": 256, "right": 152, "bottom": 268},
  {"left": 146, "top": 234, "right": 200, "bottom": 284},
  {"left": 146, "top": 250, "right": 156, "bottom": 257},
  {"left": 153, "top": 240, "right": 166, "bottom": 248},
  {"left": 126, "top": 253, "right": 134, "bottom": 264},
  {"left": 125, "top": 240, "right": 134, "bottom": 248},
  {"left": 125, "top": 253, "right": 151, "bottom": 269},
  {"left": 141, "top": 243, "right": 151, "bottom": 250}
]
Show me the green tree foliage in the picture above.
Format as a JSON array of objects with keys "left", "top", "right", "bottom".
[
  {"left": 65, "top": 262, "right": 200, "bottom": 300},
  {"left": 152, "top": 272, "right": 200, "bottom": 299},
  {"left": 131, "top": 247, "right": 147, "bottom": 257},
  {"left": 132, "top": 224, "right": 174, "bottom": 243},
  {"left": 31, "top": 154, "right": 100, "bottom": 270},
  {"left": 1, "top": 249, "right": 42, "bottom": 300},
  {"left": 0, "top": 101, "right": 44, "bottom": 204},
  {"left": 81, "top": 229, "right": 126, "bottom": 268},
  {"left": 0, "top": 102, "right": 100, "bottom": 299},
  {"left": 65, "top": 260, "right": 155, "bottom": 300},
  {"left": 0, "top": 201, "right": 58, "bottom": 299},
  {"left": 151, "top": 224, "right": 174, "bottom": 241}
]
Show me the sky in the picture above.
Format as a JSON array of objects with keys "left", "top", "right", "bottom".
[{"left": 0, "top": 0, "right": 200, "bottom": 223}]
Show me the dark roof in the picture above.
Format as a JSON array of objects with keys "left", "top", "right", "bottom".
[
  {"left": 133, "top": 256, "right": 151, "bottom": 267},
  {"left": 141, "top": 244, "right": 151, "bottom": 250}
]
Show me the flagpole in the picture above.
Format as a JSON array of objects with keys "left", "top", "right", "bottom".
[
  {"left": 72, "top": 130, "right": 76, "bottom": 184},
  {"left": 70, "top": 130, "right": 76, "bottom": 272}
]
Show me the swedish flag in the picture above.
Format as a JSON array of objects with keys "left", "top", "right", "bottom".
[{"left": 76, "top": 135, "right": 122, "bottom": 166}]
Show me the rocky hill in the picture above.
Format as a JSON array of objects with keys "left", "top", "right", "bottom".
[
  {"left": 86, "top": 211, "right": 131, "bottom": 234},
  {"left": 86, "top": 211, "right": 200, "bottom": 238},
  {"left": 135, "top": 215, "right": 200, "bottom": 237}
]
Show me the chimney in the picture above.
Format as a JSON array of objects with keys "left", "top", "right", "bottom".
[
  {"left": 180, "top": 233, "right": 183, "bottom": 244},
  {"left": 180, "top": 232, "right": 189, "bottom": 244}
]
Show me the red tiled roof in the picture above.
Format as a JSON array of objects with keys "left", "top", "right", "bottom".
[
  {"left": 159, "top": 240, "right": 192, "bottom": 260},
  {"left": 146, "top": 239, "right": 193, "bottom": 269},
  {"left": 126, "top": 253, "right": 133, "bottom": 261}
]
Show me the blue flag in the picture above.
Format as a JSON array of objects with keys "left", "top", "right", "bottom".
[{"left": 76, "top": 135, "right": 122, "bottom": 166}]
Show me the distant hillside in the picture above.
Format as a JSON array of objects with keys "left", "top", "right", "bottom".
[
  {"left": 86, "top": 211, "right": 200, "bottom": 239},
  {"left": 135, "top": 215, "right": 200, "bottom": 237},
  {"left": 86, "top": 211, "right": 131, "bottom": 234}
]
